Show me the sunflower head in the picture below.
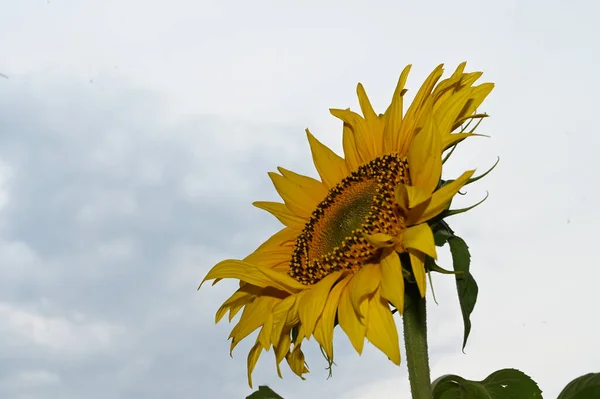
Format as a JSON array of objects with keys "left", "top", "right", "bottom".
[{"left": 200, "top": 62, "right": 494, "bottom": 387}]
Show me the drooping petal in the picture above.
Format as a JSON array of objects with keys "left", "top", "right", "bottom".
[
  {"left": 247, "top": 341, "right": 264, "bottom": 388},
  {"left": 215, "top": 286, "right": 259, "bottom": 323},
  {"left": 363, "top": 232, "right": 395, "bottom": 248},
  {"left": 274, "top": 331, "right": 292, "bottom": 378},
  {"left": 230, "top": 296, "right": 279, "bottom": 352},
  {"left": 201, "top": 259, "right": 306, "bottom": 293},
  {"left": 253, "top": 201, "right": 306, "bottom": 227},
  {"left": 258, "top": 313, "right": 275, "bottom": 349},
  {"left": 379, "top": 250, "right": 405, "bottom": 314},
  {"left": 306, "top": 129, "right": 349, "bottom": 188},
  {"left": 286, "top": 344, "right": 309, "bottom": 378},
  {"left": 394, "top": 183, "right": 431, "bottom": 212},
  {"left": 313, "top": 276, "right": 351, "bottom": 360},
  {"left": 403, "top": 223, "right": 437, "bottom": 259},
  {"left": 338, "top": 283, "right": 368, "bottom": 354},
  {"left": 270, "top": 295, "right": 296, "bottom": 344},
  {"left": 366, "top": 288, "right": 401, "bottom": 365},
  {"left": 298, "top": 271, "right": 343, "bottom": 336},
  {"left": 348, "top": 263, "right": 381, "bottom": 317},
  {"left": 408, "top": 250, "right": 427, "bottom": 298},
  {"left": 410, "top": 169, "right": 475, "bottom": 224}
]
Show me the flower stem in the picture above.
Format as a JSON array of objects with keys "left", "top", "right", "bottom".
[{"left": 403, "top": 283, "right": 432, "bottom": 399}]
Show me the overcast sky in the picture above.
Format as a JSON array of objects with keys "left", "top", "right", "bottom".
[{"left": 1, "top": 1, "right": 599, "bottom": 398}]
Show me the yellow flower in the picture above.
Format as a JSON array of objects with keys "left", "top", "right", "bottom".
[{"left": 200, "top": 63, "right": 494, "bottom": 387}]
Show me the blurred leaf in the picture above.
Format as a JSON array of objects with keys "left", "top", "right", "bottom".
[
  {"left": 448, "top": 235, "right": 478, "bottom": 350},
  {"left": 557, "top": 372, "right": 600, "bottom": 399},
  {"left": 432, "top": 220, "right": 454, "bottom": 246},
  {"left": 246, "top": 385, "right": 285, "bottom": 399},
  {"left": 432, "top": 368, "right": 542, "bottom": 399}
]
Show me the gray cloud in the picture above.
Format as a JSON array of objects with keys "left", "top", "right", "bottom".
[{"left": 1, "top": 0, "right": 600, "bottom": 398}]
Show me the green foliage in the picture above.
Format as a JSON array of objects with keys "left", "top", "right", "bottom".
[
  {"left": 432, "top": 368, "right": 542, "bottom": 399},
  {"left": 448, "top": 235, "right": 479, "bottom": 351},
  {"left": 246, "top": 385, "right": 285, "bottom": 399},
  {"left": 557, "top": 373, "right": 600, "bottom": 399}
]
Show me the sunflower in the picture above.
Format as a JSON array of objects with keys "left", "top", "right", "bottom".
[{"left": 200, "top": 62, "right": 494, "bottom": 387}]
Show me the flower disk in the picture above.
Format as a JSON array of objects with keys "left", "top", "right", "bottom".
[
  {"left": 200, "top": 62, "right": 495, "bottom": 387},
  {"left": 290, "top": 154, "right": 409, "bottom": 285}
]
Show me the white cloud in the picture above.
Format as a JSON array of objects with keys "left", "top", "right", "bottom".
[{"left": 0, "top": 302, "right": 124, "bottom": 355}]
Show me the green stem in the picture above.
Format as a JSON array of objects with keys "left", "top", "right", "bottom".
[{"left": 403, "top": 283, "right": 432, "bottom": 399}]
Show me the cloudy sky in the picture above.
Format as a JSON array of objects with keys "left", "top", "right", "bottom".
[{"left": 1, "top": 1, "right": 599, "bottom": 398}]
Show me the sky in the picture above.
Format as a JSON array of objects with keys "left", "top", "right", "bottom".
[{"left": 0, "top": 0, "right": 599, "bottom": 398}]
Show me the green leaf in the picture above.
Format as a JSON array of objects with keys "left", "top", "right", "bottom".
[
  {"left": 432, "top": 368, "right": 542, "bottom": 399},
  {"left": 448, "top": 235, "right": 478, "bottom": 351},
  {"left": 246, "top": 385, "right": 286, "bottom": 399},
  {"left": 557, "top": 373, "right": 600, "bottom": 399},
  {"left": 432, "top": 220, "right": 454, "bottom": 247}
]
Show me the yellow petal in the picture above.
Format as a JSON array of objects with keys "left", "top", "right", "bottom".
[
  {"left": 268, "top": 172, "right": 318, "bottom": 218},
  {"left": 435, "top": 85, "right": 479, "bottom": 135},
  {"left": 357, "top": 83, "right": 384, "bottom": 154},
  {"left": 383, "top": 65, "right": 411, "bottom": 154},
  {"left": 394, "top": 183, "right": 431, "bottom": 212},
  {"left": 277, "top": 166, "right": 328, "bottom": 205},
  {"left": 403, "top": 223, "right": 437, "bottom": 259},
  {"left": 338, "top": 283, "right": 368, "bottom": 354},
  {"left": 398, "top": 64, "right": 445, "bottom": 155},
  {"left": 411, "top": 169, "right": 475, "bottom": 224},
  {"left": 363, "top": 232, "right": 395, "bottom": 248},
  {"left": 313, "top": 276, "right": 351, "bottom": 359},
  {"left": 366, "top": 288, "right": 401, "bottom": 365},
  {"left": 348, "top": 263, "right": 381, "bottom": 318},
  {"left": 330, "top": 108, "right": 373, "bottom": 162},
  {"left": 230, "top": 296, "right": 278, "bottom": 352},
  {"left": 215, "top": 286, "right": 258, "bottom": 323},
  {"left": 452, "top": 83, "right": 495, "bottom": 130},
  {"left": 380, "top": 250, "right": 405, "bottom": 315},
  {"left": 258, "top": 313, "right": 274, "bottom": 349},
  {"left": 274, "top": 331, "right": 292, "bottom": 378},
  {"left": 247, "top": 341, "right": 264, "bottom": 388},
  {"left": 409, "top": 250, "right": 427, "bottom": 298},
  {"left": 306, "top": 129, "right": 349, "bottom": 188},
  {"left": 298, "top": 271, "right": 342, "bottom": 336},
  {"left": 254, "top": 227, "right": 299, "bottom": 252},
  {"left": 286, "top": 344, "right": 308, "bottom": 378},
  {"left": 244, "top": 247, "right": 293, "bottom": 268},
  {"left": 270, "top": 295, "right": 296, "bottom": 344},
  {"left": 253, "top": 201, "right": 306, "bottom": 227},
  {"left": 407, "top": 114, "right": 442, "bottom": 194},
  {"left": 342, "top": 121, "right": 362, "bottom": 171},
  {"left": 201, "top": 259, "right": 306, "bottom": 293}
]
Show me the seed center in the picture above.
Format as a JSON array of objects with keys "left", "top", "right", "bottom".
[{"left": 289, "top": 154, "right": 410, "bottom": 284}]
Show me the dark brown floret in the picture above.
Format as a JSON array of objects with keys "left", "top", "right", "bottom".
[{"left": 289, "top": 154, "right": 410, "bottom": 285}]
